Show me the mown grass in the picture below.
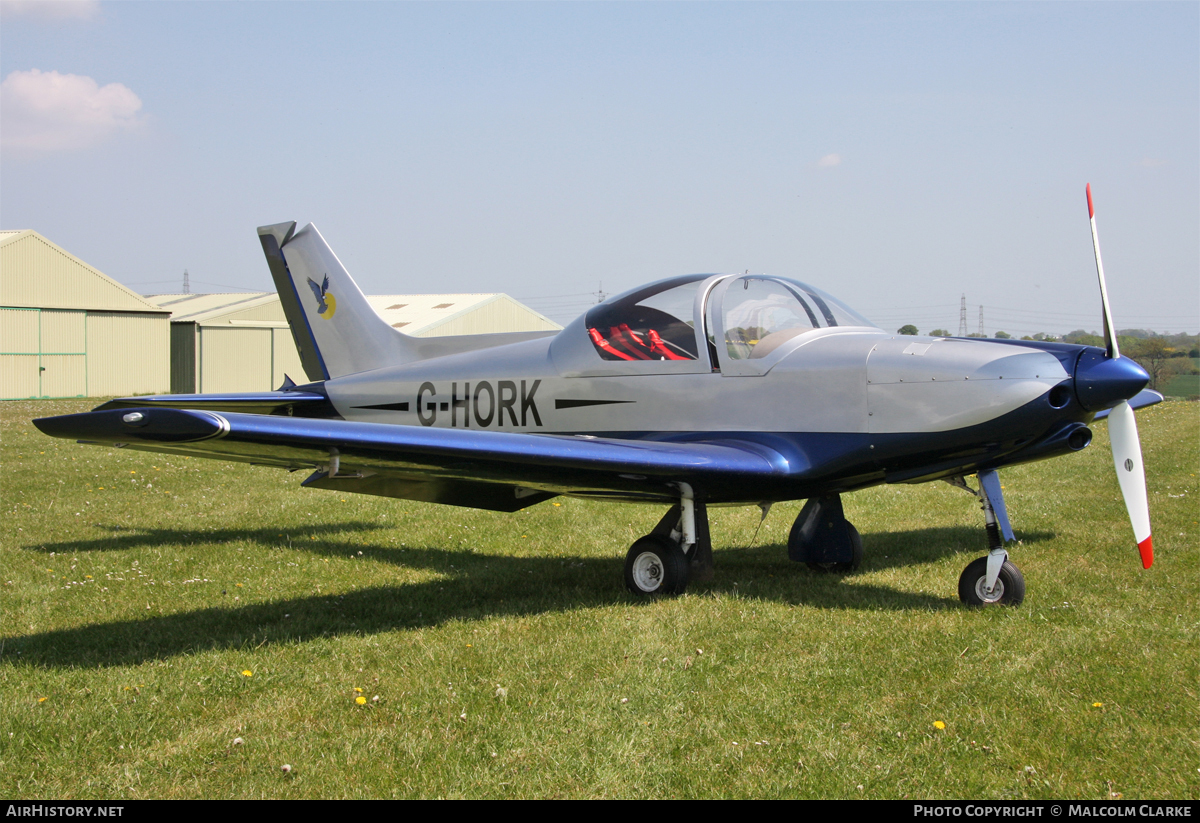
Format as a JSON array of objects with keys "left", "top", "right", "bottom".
[{"left": 2, "top": 398, "right": 1197, "bottom": 799}]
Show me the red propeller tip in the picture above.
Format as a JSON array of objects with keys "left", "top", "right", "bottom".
[
  {"left": 1138, "top": 535, "right": 1153, "bottom": 569},
  {"left": 1086, "top": 184, "right": 1094, "bottom": 218}
]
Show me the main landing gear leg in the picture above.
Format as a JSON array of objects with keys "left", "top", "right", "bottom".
[
  {"left": 624, "top": 484, "right": 712, "bottom": 596},
  {"left": 948, "top": 471, "right": 1026, "bottom": 607}
]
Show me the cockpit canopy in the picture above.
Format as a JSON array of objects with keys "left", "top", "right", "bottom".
[
  {"left": 708, "top": 275, "right": 875, "bottom": 363},
  {"left": 584, "top": 275, "right": 705, "bottom": 362},
  {"left": 550, "top": 273, "right": 878, "bottom": 377}
]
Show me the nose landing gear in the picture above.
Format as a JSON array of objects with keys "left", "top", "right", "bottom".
[
  {"left": 958, "top": 555, "right": 1026, "bottom": 606},
  {"left": 947, "top": 470, "right": 1024, "bottom": 607}
]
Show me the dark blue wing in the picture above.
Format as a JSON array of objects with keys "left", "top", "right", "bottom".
[
  {"left": 92, "top": 389, "right": 336, "bottom": 417},
  {"left": 34, "top": 407, "right": 803, "bottom": 509}
]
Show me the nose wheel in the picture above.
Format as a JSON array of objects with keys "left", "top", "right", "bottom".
[{"left": 958, "top": 556, "right": 1025, "bottom": 606}]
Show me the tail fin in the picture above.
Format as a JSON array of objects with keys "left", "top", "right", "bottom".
[{"left": 258, "top": 222, "right": 416, "bottom": 379}]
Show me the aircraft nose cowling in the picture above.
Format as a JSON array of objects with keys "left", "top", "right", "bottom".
[{"left": 1074, "top": 349, "right": 1150, "bottom": 412}]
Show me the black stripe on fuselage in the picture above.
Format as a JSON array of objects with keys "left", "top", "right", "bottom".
[
  {"left": 554, "top": 399, "right": 637, "bottom": 410},
  {"left": 354, "top": 402, "right": 411, "bottom": 411}
]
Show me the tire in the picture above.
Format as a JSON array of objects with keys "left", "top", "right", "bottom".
[
  {"left": 958, "top": 556, "right": 1025, "bottom": 607},
  {"left": 624, "top": 535, "right": 690, "bottom": 596},
  {"left": 806, "top": 523, "right": 864, "bottom": 574}
]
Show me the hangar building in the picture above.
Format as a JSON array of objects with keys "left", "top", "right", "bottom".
[
  {"left": 148, "top": 291, "right": 560, "bottom": 393},
  {"left": 364, "top": 293, "right": 560, "bottom": 338},
  {"left": 144, "top": 292, "right": 305, "bottom": 394},
  {"left": 1, "top": 230, "right": 170, "bottom": 400}
]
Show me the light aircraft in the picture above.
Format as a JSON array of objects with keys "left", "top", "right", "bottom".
[{"left": 34, "top": 185, "right": 1160, "bottom": 605}]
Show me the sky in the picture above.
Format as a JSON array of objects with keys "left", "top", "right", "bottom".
[{"left": 2, "top": 1, "right": 1197, "bottom": 337}]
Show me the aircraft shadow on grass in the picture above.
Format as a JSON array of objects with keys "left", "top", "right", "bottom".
[
  {"left": 21, "top": 521, "right": 394, "bottom": 554},
  {"left": 8, "top": 522, "right": 1055, "bottom": 669}
]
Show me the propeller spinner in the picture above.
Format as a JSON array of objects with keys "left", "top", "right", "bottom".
[{"left": 1087, "top": 183, "right": 1153, "bottom": 568}]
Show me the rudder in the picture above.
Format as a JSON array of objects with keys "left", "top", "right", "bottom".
[{"left": 258, "top": 222, "right": 416, "bottom": 379}]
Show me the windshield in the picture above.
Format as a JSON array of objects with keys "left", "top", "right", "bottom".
[{"left": 710, "top": 275, "right": 877, "bottom": 360}]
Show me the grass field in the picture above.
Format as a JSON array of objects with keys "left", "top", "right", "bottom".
[
  {"left": 2, "top": 398, "right": 1197, "bottom": 799},
  {"left": 1161, "top": 368, "right": 1199, "bottom": 400}
]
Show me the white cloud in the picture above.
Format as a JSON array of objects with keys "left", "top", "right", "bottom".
[
  {"left": 1, "top": 69, "right": 143, "bottom": 151},
  {"left": 0, "top": 1, "right": 100, "bottom": 21},
  {"left": 817, "top": 153, "right": 842, "bottom": 168}
]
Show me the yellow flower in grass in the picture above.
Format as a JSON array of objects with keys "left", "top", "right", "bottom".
[
  {"left": 355, "top": 696, "right": 367, "bottom": 705},
  {"left": 241, "top": 670, "right": 253, "bottom": 677},
  {"left": 37, "top": 697, "right": 48, "bottom": 703},
  {"left": 933, "top": 721, "right": 946, "bottom": 730},
  {"left": 1093, "top": 702, "right": 1104, "bottom": 708}
]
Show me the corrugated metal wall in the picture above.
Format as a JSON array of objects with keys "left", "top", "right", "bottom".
[
  {"left": 1, "top": 307, "right": 87, "bottom": 398},
  {"left": 39, "top": 309, "right": 87, "bottom": 397},
  {"left": 0, "top": 307, "right": 41, "bottom": 398},
  {"left": 198, "top": 327, "right": 271, "bottom": 392},
  {"left": 86, "top": 312, "right": 169, "bottom": 397},
  {"left": 188, "top": 325, "right": 302, "bottom": 393},
  {"left": 0, "top": 232, "right": 160, "bottom": 312},
  {"left": 272, "top": 327, "right": 305, "bottom": 387},
  {"left": 0, "top": 306, "right": 39, "bottom": 352},
  {"left": 166, "top": 318, "right": 305, "bottom": 394},
  {"left": 2, "top": 309, "right": 166, "bottom": 399}
]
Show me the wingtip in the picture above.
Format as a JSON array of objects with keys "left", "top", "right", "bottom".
[{"left": 1138, "top": 535, "right": 1153, "bottom": 569}]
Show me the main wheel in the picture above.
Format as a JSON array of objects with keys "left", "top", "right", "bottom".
[
  {"left": 624, "top": 535, "right": 690, "bottom": 596},
  {"left": 806, "top": 523, "right": 864, "bottom": 573},
  {"left": 958, "top": 556, "right": 1025, "bottom": 607}
]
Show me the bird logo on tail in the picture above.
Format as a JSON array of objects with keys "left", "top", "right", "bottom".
[{"left": 306, "top": 274, "right": 337, "bottom": 319}]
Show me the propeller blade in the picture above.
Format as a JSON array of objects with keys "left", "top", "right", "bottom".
[
  {"left": 1107, "top": 401, "right": 1153, "bottom": 568},
  {"left": 1087, "top": 184, "right": 1152, "bottom": 568},
  {"left": 1087, "top": 183, "right": 1120, "bottom": 359}
]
